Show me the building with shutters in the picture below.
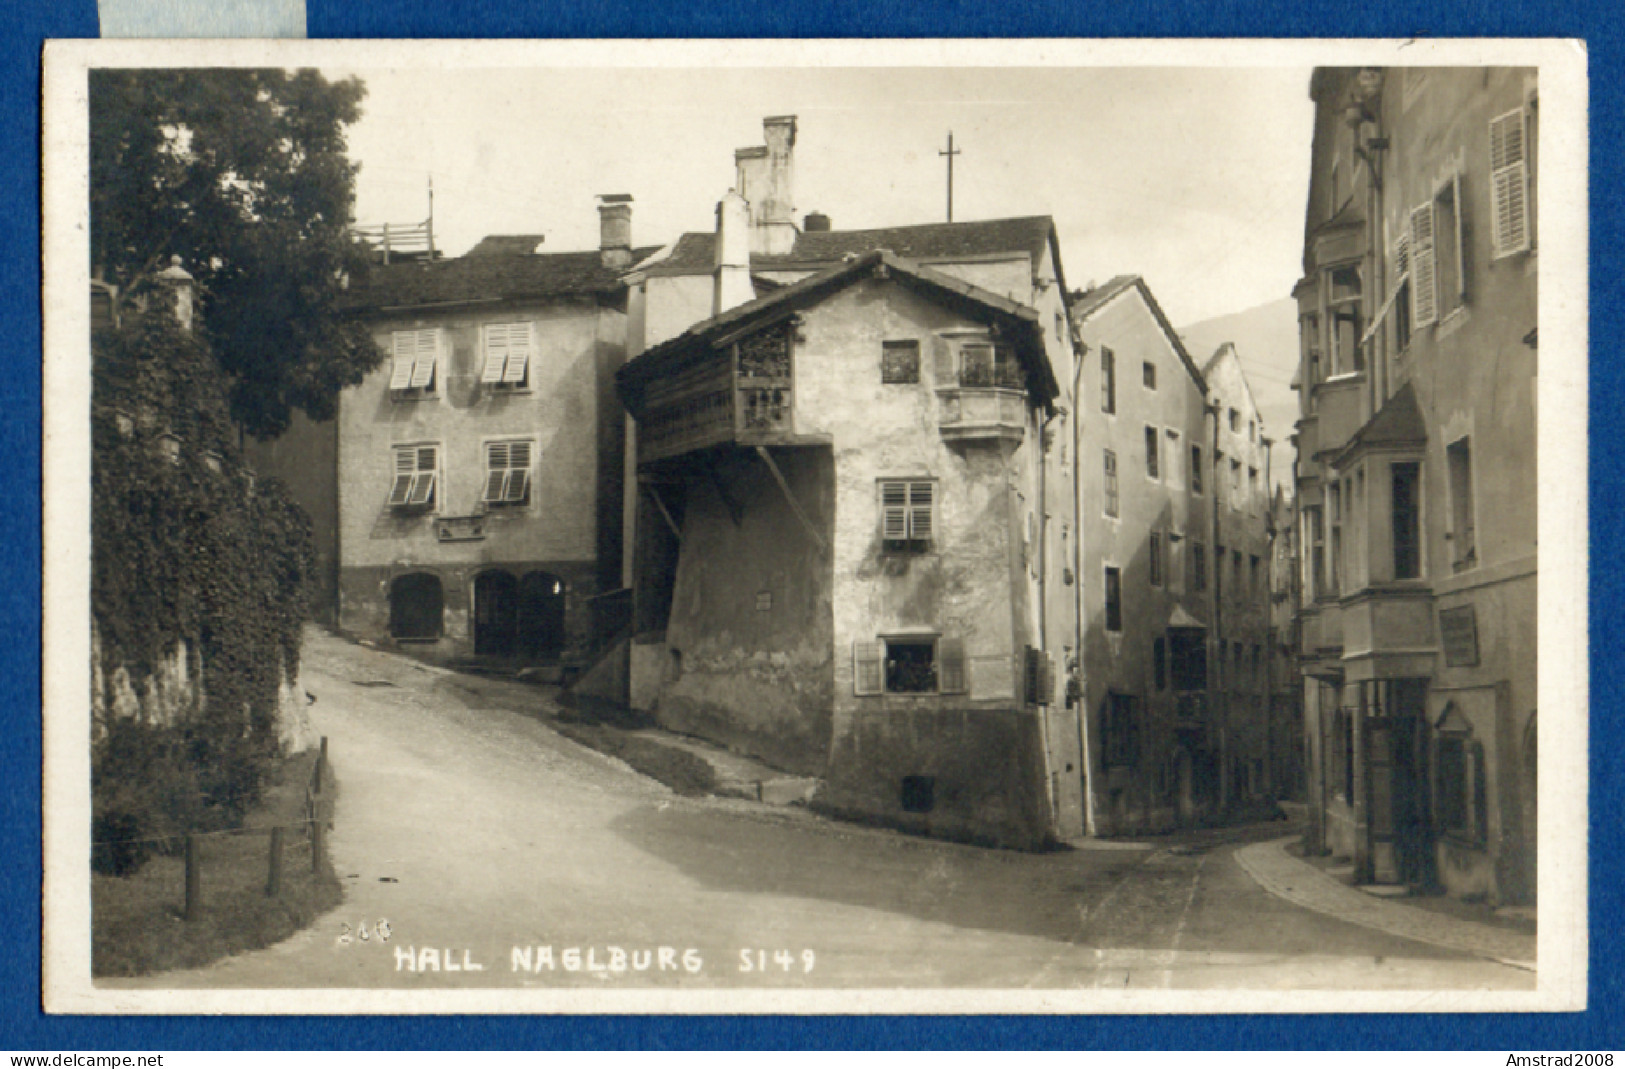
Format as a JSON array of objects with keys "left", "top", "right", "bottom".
[
  {"left": 1068, "top": 277, "right": 1277, "bottom": 835},
  {"left": 330, "top": 196, "right": 659, "bottom": 666},
  {"left": 606, "top": 117, "right": 1084, "bottom": 848},
  {"left": 1291, "top": 67, "right": 1538, "bottom": 905}
]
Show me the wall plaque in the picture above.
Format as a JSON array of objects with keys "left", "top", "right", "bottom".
[{"left": 1439, "top": 604, "right": 1480, "bottom": 667}]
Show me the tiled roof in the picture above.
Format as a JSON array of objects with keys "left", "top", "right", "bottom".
[
  {"left": 345, "top": 246, "right": 662, "bottom": 311},
  {"left": 1067, "top": 275, "right": 1139, "bottom": 321},
  {"left": 644, "top": 216, "right": 1056, "bottom": 275}
]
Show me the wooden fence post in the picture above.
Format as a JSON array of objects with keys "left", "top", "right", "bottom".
[
  {"left": 266, "top": 826, "right": 285, "bottom": 897},
  {"left": 183, "top": 834, "right": 201, "bottom": 921}
]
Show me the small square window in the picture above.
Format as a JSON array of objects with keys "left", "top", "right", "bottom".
[
  {"left": 881, "top": 340, "right": 921, "bottom": 384},
  {"left": 1143, "top": 361, "right": 1157, "bottom": 389}
]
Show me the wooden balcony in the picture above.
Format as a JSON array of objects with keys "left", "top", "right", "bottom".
[{"left": 936, "top": 385, "right": 1027, "bottom": 443}]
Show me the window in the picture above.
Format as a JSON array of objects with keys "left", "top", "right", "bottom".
[
  {"left": 389, "top": 572, "right": 443, "bottom": 640},
  {"left": 389, "top": 329, "right": 440, "bottom": 398},
  {"left": 1248, "top": 466, "right": 1259, "bottom": 513},
  {"left": 853, "top": 636, "right": 967, "bottom": 696},
  {"left": 1153, "top": 637, "right": 1167, "bottom": 691},
  {"left": 1433, "top": 178, "right": 1465, "bottom": 319},
  {"left": 1165, "top": 429, "right": 1182, "bottom": 489},
  {"left": 1143, "top": 361, "right": 1157, "bottom": 390},
  {"left": 1232, "top": 549, "right": 1244, "bottom": 592},
  {"left": 1248, "top": 419, "right": 1256, "bottom": 442},
  {"left": 1103, "top": 450, "right": 1119, "bottom": 518},
  {"left": 1149, "top": 532, "right": 1163, "bottom": 588},
  {"left": 1144, "top": 426, "right": 1160, "bottom": 480},
  {"left": 482, "top": 439, "right": 533, "bottom": 507},
  {"left": 1250, "top": 554, "right": 1262, "bottom": 596},
  {"left": 1191, "top": 541, "right": 1207, "bottom": 591},
  {"left": 1435, "top": 706, "right": 1489, "bottom": 846},
  {"left": 1104, "top": 566, "right": 1122, "bottom": 632},
  {"left": 1391, "top": 461, "right": 1422, "bottom": 579},
  {"left": 388, "top": 444, "right": 438, "bottom": 511},
  {"left": 881, "top": 340, "right": 920, "bottom": 384},
  {"left": 1448, "top": 436, "right": 1476, "bottom": 571},
  {"left": 959, "top": 343, "right": 1021, "bottom": 388},
  {"left": 879, "top": 479, "right": 935, "bottom": 549},
  {"left": 1102, "top": 692, "right": 1140, "bottom": 768},
  {"left": 481, "top": 322, "right": 532, "bottom": 388},
  {"left": 1393, "top": 233, "right": 1414, "bottom": 353},
  {"left": 1328, "top": 482, "right": 1342, "bottom": 596},
  {"left": 1328, "top": 265, "right": 1364, "bottom": 373},
  {"left": 1228, "top": 408, "right": 1239, "bottom": 433},
  {"left": 1229, "top": 459, "right": 1241, "bottom": 508},
  {"left": 1190, "top": 445, "right": 1204, "bottom": 495},
  {"left": 1490, "top": 107, "right": 1532, "bottom": 258},
  {"left": 1305, "top": 506, "right": 1325, "bottom": 599},
  {"left": 1100, "top": 346, "right": 1116, "bottom": 413}
]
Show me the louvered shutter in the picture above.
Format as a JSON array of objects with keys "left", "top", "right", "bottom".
[
  {"left": 504, "top": 324, "right": 532, "bottom": 384},
  {"left": 1410, "top": 203, "right": 1438, "bottom": 329},
  {"left": 908, "top": 482, "right": 934, "bottom": 542},
  {"left": 1037, "top": 653, "right": 1055, "bottom": 706},
  {"left": 1396, "top": 231, "right": 1410, "bottom": 275},
  {"left": 405, "top": 330, "right": 437, "bottom": 389},
  {"left": 880, "top": 482, "right": 909, "bottom": 541},
  {"left": 481, "top": 325, "right": 510, "bottom": 384},
  {"left": 506, "top": 441, "right": 532, "bottom": 503},
  {"left": 1024, "top": 646, "right": 1042, "bottom": 706},
  {"left": 1490, "top": 108, "right": 1530, "bottom": 257},
  {"left": 389, "top": 447, "right": 416, "bottom": 505},
  {"left": 407, "top": 472, "right": 435, "bottom": 506},
  {"left": 938, "top": 637, "right": 967, "bottom": 694},
  {"left": 1449, "top": 172, "right": 1466, "bottom": 306},
  {"left": 390, "top": 356, "right": 416, "bottom": 390},
  {"left": 853, "top": 640, "right": 884, "bottom": 695},
  {"left": 932, "top": 337, "right": 955, "bottom": 383}
]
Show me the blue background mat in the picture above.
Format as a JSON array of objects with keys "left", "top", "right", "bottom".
[{"left": 8, "top": 0, "right": 1617, "bottom": 1048}]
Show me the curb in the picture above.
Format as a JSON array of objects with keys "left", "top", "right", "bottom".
[{"left": 1234, "top": 836, "right": 1536, "bottom": 969}]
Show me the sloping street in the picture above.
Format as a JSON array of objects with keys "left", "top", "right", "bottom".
[{"left": 104, "top": 630, "right": 1533, "bottom": 992}]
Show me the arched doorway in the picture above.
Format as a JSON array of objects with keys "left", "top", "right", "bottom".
[
  {"left": 389, "top": 572, "right": 443, "bottom": 640},
  {"left": 519, "top": 571, "right": 567, "bottom": 660},
  {"left": 473, "top": 570, "right": 519, "bottom": 657}
]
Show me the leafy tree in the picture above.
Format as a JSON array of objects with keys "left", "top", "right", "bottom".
[{"left": 90, "top": 68, "right": 383, "bottom": 439}]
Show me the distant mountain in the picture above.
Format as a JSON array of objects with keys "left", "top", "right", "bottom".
[{"left": 1178, "top": 297, "right": 1300, "bottom": 486}]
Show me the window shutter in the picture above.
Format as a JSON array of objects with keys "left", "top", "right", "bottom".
[
  {"left": 390, "top": 356, "right": 416, "bottom": 390},
  {"left": 938, "top": 637, "right": 967, "bottom": 694},
  {"left": 1024, "top": 646, "right": 1042, "bottom": 706},
  {"left": 1450, "top": 172, "right": 1467, "bottom": 305},
  {"left": 1395, "top": 231, "right": 1410, "bottom": 275},
  {"left": 417, "top": 445, "right": 437, "bottom": 471},
  {"left": 509, "top": 440, "right": 532, "bottom": 469},
  {"left": 1490, "top": 109, "right": 1530, "bottom": 257},
  {"left": 504, "top": 324, "right": 533, "bottom": 384},
  {"left": 1037, "top": 652, "right": 1054, "bottom": 705},
  {"left": 853, "top": 640, "right": 884, "bottom": 695},
  {"left": 908, "top": 482, "right": 934, "bottom": 542},
  {"left": 932, "top": 337, "right": 955, "bottom": 382},
  {"left": 407, "top": 472, "right": 436, "bottom": 507},
  {"left": 408, "top": 331, "right": 438, "bottom": 389},
  {"left": 483, "top": 469, "right": 508, "bottom": 504},
  {"left": 1410, "top": 203, "right": 1438, "bottom": 329},
  {"left": 880, "top": 482, "right": 908, "bottom": 540},
  {"left": 486, "top": 441, "right": 509, "bottom": 470},
  {"left": 388, "top": 473, "right": 413, "bottom": 506},
  {"left": 505, "top": 469, "right": 530, "bottom": 504},
  {"left": 482, "top": 325, "right": 510, "bottom": 384}
]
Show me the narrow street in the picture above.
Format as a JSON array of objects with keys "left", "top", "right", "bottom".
[{"left": 106, "top": 630, "right": 1533, "bottom": 992}]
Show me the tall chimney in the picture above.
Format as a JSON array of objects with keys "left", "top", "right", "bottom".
[
  {"left": 758, "top": 115, "right": 799, "bottom": 256},
  {"left": 714, "top": 189, "right": 755, "bottom": 316},
  {"left": 734, "top": 146, "right": 769, "bottom": 224},
  {"left": 597, "top": 193, "right": 634, "bottom": 269}
]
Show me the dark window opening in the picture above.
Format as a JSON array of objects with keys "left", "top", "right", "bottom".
[
  {"left": 1100, "top": 346, "right": 1116, "bottom": 413},
  {"left": 1143, "top": 361, "right": 1157, "bottom": 389},
  {"left": 1392, "top": 461, "right": 1422, "bottom": 579},
  {"left": 1153, "top": 637, "right": 1167, "bottom": 690},
  {"left": 1448, "top": 436, "right": 1476, "bottom": 571},
  {"left": 1144, "top": 426, "right": 1160, "bottom": 479},
  {"left": 1103, "top": 450, "right": 1119, "bottom": 518},
  {"left": 885, "top": 638, "right": 937, "bottom": 694},
  {"left": 1103, "top": 692, "right": 1141, "bottom": 768},
  {"left": 1149, "top": 532, "right": 1163, "bottom": 587},
  {"left": 1170, "top": 632, "right": 1207, "bottom": 691},
  {"left": 1191, "top": 445, "right": 1204, "bottom": 494},
  {"left": 900, "top": 775, "right": 936, "bottom": 813},
  {"left": 1104, "top": 566, "right": 1122, "bottom": 632}
]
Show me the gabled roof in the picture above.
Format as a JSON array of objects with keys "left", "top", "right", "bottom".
[
  {"left": 1201, "top": 341, "right": 1272, "bottom": 436},
  {"left": 642, "top": 216, "right": 1057, "bottom": 276},
  {"left": 1334, "top": 381, "right": 1426, "bottom": 464},
  {"left": 344, "top": 245, "right": 663, "bottom": 312},
  {"left": 1069, "top": 274, "right": 1207, "bottom": 393},
  {"left": 618, "top": 250, "right": 1058, "bottom": 405}
]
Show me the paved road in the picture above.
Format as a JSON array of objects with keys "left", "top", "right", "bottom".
[{"left": 107, "top": 630, "right": 1533, "bottom": 993}]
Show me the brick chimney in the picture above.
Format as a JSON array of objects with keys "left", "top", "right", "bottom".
[
  {"left": 734, "top": 116, "right": 799, "bottom": 257},
  {"left": 714, "top": 189, "right": 755, "bottom": 316},
  {"left": 597, "top": 193, "right": 634, "bottom": 269}
]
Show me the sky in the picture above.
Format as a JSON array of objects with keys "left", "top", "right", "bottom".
[
  {"left": 333, "top": 65, "right": 1313, "bottom": 449},
  {"left": 337, "top": 66, "right": 1314, "bottom": 327}
]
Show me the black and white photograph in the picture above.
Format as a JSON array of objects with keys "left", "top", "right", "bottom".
[{"left": 40, "top": 38, "right": 1588, "bottom": 1013}]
